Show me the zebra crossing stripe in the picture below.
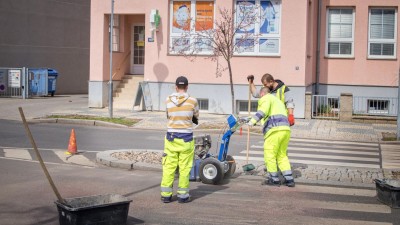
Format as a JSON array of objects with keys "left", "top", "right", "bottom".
[
  {"left": 233, "top": 156, "right": 381, "bottom": 168},
  {"left": 245, "top": 147, "right": 379, "bottom": 156},
  {"left": 380, "top": 144, "right": 400, "bottom": 169},
  {"left": 290, "top": 138, "right": 378, "bottom": 147},
  {"left": 240, "top": 151, "right": 380, "bottom": 162},
  {"left": 4, "top": 148, "right": 32, "bottom": 160},
  {"left": 251, "top": 144, "right": 378, "bottom": 151}
]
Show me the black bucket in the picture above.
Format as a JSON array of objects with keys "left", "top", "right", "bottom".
[
  {"left": 55, "top": 194, "right": 132, "bottom": 225},
  {"left": 375, "top": 179, "right": 400, "bottom": 209}
]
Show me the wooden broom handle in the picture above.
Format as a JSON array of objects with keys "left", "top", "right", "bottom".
[{"left": 246, "top": 81, "right": 251, "bottom": 164}]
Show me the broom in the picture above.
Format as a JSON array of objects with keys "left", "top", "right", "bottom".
[{"left": 242, "top": 79, "right": 255, "bottom": 172}]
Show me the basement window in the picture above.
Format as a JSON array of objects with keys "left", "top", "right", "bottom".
[
  {"left": 237, "top": 100, "right": 258, "bottom": 114},
  {"left": 367, "top": 99, "right": 389, "bottom": 114},
  {"left": 198, "top": 99, "right": 209, "bottom": 111}
]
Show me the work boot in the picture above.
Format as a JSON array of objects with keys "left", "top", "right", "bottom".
[
  {"left": 262, "top": 178, "right": 281, "bottom": 186},
  {"left": 161, "top": 195, "right": 172, "bottom": 203},
  {"left": 285, "top": 179, "right": 295, "bottom": 187},
  {"left": 177, "top": 196, "right": 191, "bottom": 203}
]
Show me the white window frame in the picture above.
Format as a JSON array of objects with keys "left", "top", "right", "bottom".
[
  {"left": 234, "top": 0, "right": 282, "bottom": 56},
  {"left": 198, "top": 98, "right": 209, "bottom": 111},
  {"left": 367, "top": 99, "right": 389, "bottom": 114},
  {"left": 368, "top": 8, "right": 397, "bottom": 59},
  {"left": 325, "top": 8, "right": 355, "bottom": 58},
  {"left": 169, "top": 0, "right": 215, "bottom": 55},
  {"left": 237, "top": 100, "right": 258, "bottom": 114},
  {"left": 110, "top": 15, "right": 120, "bottom": 52}
]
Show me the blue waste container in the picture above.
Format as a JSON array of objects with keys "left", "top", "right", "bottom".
[{"left": 47, "top": 69, "right": 59, "bottom": 97}]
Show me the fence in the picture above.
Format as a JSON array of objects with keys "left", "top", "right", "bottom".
[
  {"left": 353, "top": 96, "right": 398, "bottom": 117},
  {"left": 0, "top": 67, "right": 51, "bottom": 99},
  {"left": 311, "top": 95, "right": 340, "bottom": 119}
]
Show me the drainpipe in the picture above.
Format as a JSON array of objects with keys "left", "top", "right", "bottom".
[
  {"left": 397, "top": 67, "right": 400, "bottom": 140},
  {"left": 109, "top": 0, "right": 114, "bottom": 118},
  {"left": 315, "top": 0, "right": 322, "bottom": 95}
]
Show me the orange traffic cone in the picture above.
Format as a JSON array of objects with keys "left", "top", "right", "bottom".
[{"left": 65, "top": 129, "right": 77, "bottom": 155}]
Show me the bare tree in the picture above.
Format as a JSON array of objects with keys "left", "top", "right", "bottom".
[{"left": 171, "top": 2, "right": 261, "bottom": 114}]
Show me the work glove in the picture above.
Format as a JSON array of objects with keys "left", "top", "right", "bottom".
[
  {"left": 288, "top": 114, "right": 295, "bottom": 126},
  {"left": 192, "top": 116, "right": 199, "bottom": 125},
  {"left": 247, "top": 75, "right": 254, "bottom": 83},
  {"left": 247, "top": 121, "right": 254, "bottom": 127}
]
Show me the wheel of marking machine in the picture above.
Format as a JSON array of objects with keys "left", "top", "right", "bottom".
[
  {"left": 199, "top": 157, "right": 224, "bottom": 184},
  {"left": 225, "top": 155, "right": 236, "bottom": 178}
]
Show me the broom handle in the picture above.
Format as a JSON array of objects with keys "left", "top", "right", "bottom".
[
  {"left": 246, "top": 81, "right": 251, "bottom": 165},
  {"left": 18, "top": 107, "right": 65, "bottom": 204}
]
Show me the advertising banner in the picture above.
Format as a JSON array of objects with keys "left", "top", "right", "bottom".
[
  {"left": 8, "top": 69, "right": 21, "bottom": 88},
  {"left": 172, "top": 1, "right": 191, "bottom": 33},
  {"left": 260, "top": 1, "right": 280, "bottom": 34},
  {"left": 195, "top": 1, "right": 214, "bottom": 31},
  {"left": 0, "top": 69, "right": 7, "bottom": 92}
]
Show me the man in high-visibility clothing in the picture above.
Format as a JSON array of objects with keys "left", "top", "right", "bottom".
[
  {"left": 247, "top": 87, "right": 295, "bottom": 187},
  {"left": 161, "top": 76, "right": 199, "bottom": 203},
  {"left": 247, "top": 73, "right": 295, "bottom": 126}
]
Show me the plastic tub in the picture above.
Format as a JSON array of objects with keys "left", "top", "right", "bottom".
[
  {"left": 55, "top": 194, "right": 132, "bottom": 225},
  {"left": 375, "top": 179, "right": 400, "bottom": 209}
]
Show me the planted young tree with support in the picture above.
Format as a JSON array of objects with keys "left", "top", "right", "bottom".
[{"left": 170, "top": 1, "right": 261, "bottom": 114}]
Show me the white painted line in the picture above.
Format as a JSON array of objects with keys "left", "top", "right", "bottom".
[
  {"left": 251, "top": 144, "right": 378, "bottom": 151},
  {"left": 241, "top": 151, "right": 379, "bottom": 162},
  {"left": 53, "top": 151, "right": 96, "bottom": 167},
  {"left": 0, "top": 156, "right": 95, "bottom": 168},
  {"left": 290, "top": 138, "right": 378, "bottom": 147},
  {"left": 233, "top": 156, "right": 381, "bottom": 168},
  {"left": 243, "top": 148, "right": 379, "bottom": 156},
  {"left": 380, "top": 145, "right": 400, "bottom": 150},
  {"left": 289, "top": 142, "right": 378, "bottom": 151},
  {"left": 4, "top": 149, "right": 32, "bottom": 160}
]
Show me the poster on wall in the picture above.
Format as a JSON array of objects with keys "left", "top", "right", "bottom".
[
  {"left": 260, "top": 0, "right": 280, "bottom": 34},
  {"left": 8, "top": 69, "right": 21, "bottom": 88},
  {"left": 195, "top": 1, "right": 214, "bottom": 31},
  {"left": 236, "top": 1, "right": 256, "bottom": 33},
  {"left": 172, "top": 1, "right": 191, "bottom": 33},
  {"left": 0, "top": 69, "right": 7, "bottom": 92}
]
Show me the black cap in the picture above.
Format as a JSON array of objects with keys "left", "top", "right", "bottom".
[{"left": 175, "top": 76, "right": 188, "bottom": 86}]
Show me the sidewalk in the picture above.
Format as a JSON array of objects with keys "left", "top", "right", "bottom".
[{"left": 1, "top": 95, "right": 399, "bottom": 188}]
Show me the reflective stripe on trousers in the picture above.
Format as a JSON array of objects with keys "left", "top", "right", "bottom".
[{"left": 161, "top": 137, "right": 194, "bottom": 197}]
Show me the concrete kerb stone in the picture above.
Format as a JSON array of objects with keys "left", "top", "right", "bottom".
[
  {"left": 29, "top": 118, "right": 130, "bottom": 129},
  {"left": 96, "top": 150, "right": 162, "bottom": 172}
]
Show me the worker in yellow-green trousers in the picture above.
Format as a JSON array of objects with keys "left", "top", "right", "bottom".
[
  {"left": 247, "top": 87, "right": 295, "bottom": 187},
  {"left": 161, "top": 76, "right": 199, "bottom": 203}
]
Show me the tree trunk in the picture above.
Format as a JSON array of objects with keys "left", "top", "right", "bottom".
[{"left": 227, "top": 60, "right": 235, "bottom": 114}]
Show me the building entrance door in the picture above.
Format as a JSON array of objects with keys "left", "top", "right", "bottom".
[{"left": 131, "top": 25, "right": 145, "bottom": 74}]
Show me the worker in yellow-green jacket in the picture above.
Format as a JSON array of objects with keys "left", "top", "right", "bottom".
[
  {"left": 247, "top": 87, "right": 295, "bottom": 187},
  {"left": 161, "top": 76, "right": 199, "bottom": 203}
]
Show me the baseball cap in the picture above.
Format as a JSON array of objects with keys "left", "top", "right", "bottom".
[{"left": 175, "top": 76, "right": 188, "bottom": 85}]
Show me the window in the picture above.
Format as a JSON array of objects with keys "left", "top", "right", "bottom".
[
  {"left": 367, "top": 99, "right": 389, "bottom": 114},
  {"left": 368, "top": 8, "right": 397, "bottom": 59},
  {"left": 326, "top": 8, "right": 354, "bottom": 57},
  {"left": 109, "top": 15, "right": 120, "bottom": 52},
  {"left": 198, "top": 99, "right": 209, "bottom": 111},
  {"left": 169, "top": 0, "right": 215, "bottom": 54},
  {"left": 238, "top": 100, "right": 258, "bottom": 113},
  {"left": 234, "top": 0, "right": 282, "bottom": 56}
]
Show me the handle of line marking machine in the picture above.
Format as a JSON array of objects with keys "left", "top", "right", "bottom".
[{"left": 217, "top": 115, "right": 248, "bottom": 161}]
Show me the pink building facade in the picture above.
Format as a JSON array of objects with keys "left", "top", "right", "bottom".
[{"left": 89, "top": 0, "right": 400, "bottom": 118}]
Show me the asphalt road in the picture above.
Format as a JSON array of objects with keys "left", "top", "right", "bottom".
[{"left": 1, "top": 157, "right": 399, "bottom": 225}]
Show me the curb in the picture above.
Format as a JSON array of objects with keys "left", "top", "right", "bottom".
[
  {"left": 96, "top": 150, "right": 162, "bottom": 172},
  {"left": 30, "top": 118, "right": 130, "bottom": 128}
]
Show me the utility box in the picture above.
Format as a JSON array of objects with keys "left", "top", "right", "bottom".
[{"left": 47, "top": 68, "right": 58, "bottom": 97}]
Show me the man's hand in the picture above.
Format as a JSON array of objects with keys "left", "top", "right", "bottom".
[
  {"left": 247, "top": 75, "right": 254, "bottom": 83},
  {"left": 288, "top": 114, "right": 295, "bottom": 126}
]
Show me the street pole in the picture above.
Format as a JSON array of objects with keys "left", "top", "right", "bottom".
[
  {"left": 108, "top": 0, "right": 114, "bottom": 118},
  {"left": 397, "top": 67, "right": 400, "bottom": 140}
]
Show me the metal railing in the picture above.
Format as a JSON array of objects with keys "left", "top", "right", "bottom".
[
  {"left": 311, "top": 95, "right": 340, "bottom": 119},
  {"left": 353, "top": 96, "right": 398, "bottom": 117}
]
